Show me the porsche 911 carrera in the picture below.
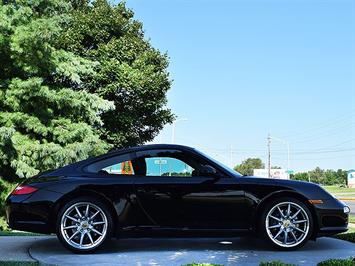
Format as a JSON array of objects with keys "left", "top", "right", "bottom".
[{"left": 5, "top": 144, "right": 350, "bottom": 253}]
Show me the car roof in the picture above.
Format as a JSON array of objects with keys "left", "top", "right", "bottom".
[
  {"left": 44, "top": 144, "right": 196, "bottom": 176},
  {"left": 108, "top": 144, "right": 195, "bottom": 154}
]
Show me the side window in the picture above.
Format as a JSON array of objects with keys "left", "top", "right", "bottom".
[
  {"left": 135, "top": 149, "right": 197, "bottom": 177},
  {"left": 145, "top": 157, "right": 194, "bottom": 177},
  {"left": 85, "top": 153, "right": 135, "bottom": 175},
  {"left": 102, "top": 160, "right": 134, "bottom": 175},
  {"left": 85, "top": 149, "right": 219, "bottom": 177}
]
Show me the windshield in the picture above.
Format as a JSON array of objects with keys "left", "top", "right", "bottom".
[{"left": 195, "top": 149, "right": 242, "bottom": 177}]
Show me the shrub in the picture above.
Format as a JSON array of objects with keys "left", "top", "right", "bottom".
[
  {"left": 0, "top": 178, "right": 17, "bottom": 230},
  {"left": 0, "top": 262, "right": 39, "bottom": 266},
  {"left": 0, "top": 216, "right": 8, "bottom": 231},
  {"left": 334, "top": 232, "right": 355, "bottom": 244},
  {"left": 317, "top": 258, "right": 355, "bottom": 266}
]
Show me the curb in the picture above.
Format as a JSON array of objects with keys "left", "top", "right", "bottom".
[
  {"left": 0, "top": 236, "right": 42, "bottom": 264},
  {"left": 337, "top": 198, "right": 355, "bottom": 201},
  {"left": 28, "top": 239, "right": 57, "bottom": 266},
  {"left": 27, "top": 242, "right": 40, "bottom": 265},
  {"left": 29, "top": 247, "right": 56, "bottom": 266},
  {"left": 348, "top": 223, "right": 355, "bottom": 229}
]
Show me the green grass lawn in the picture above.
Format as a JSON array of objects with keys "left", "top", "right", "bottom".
[
  {"left": 346, "top": 227, "right": 355, "bottom": 233},
  {"left": 0, "top": 230, "right": 44, "bottom": 237},
  {"left": 185, "top": 260, "right": 355, "bottom": 266},
  {"left": 322, "top": 185, "right": 355, "bottom": 195},
  {"left": 334, "top": 227, "right": 355, "bottom": 243},
  {"left": 259, "top": 258, "right": 354, "bottom": 266},
  {"left": 349, "top": 214, "right": 355, "bottom": 224},
  {"left": 0, "top": 262, "right": 39, "bottom": 266}
]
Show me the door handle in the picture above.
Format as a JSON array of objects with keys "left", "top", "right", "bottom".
[{"left": 129, "top": 194, "right": 137, "bottom": 202}]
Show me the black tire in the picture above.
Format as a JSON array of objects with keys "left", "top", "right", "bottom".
[
  {"left": 56, "top": 196, "right": 113, "bottom": 254},
  {"left": 260, "top": 197, "right": 313, "bottom": 251}
]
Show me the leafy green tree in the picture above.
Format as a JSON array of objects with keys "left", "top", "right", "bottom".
[
  {"left": 290, "top": 168, "right": 347, "bottom": 185},
  {"left": 0, "top": 0, "right": 114, "bottom": 180},
  {"left": 336, "top": 169, "right": 347, "bottom": 185},
  {"left": 309, "top": 167, "right": 325, "bottom": 184},
  {"left": 0, "top": 0, "right": 174, "bottom": 227},
  {"left": 290, "top": 172, "right": 309, "bottom": 182},
  {"left": 234, "top": 158, "right": 265, "bottom": 176},
  {"left": 58, "top": 0, "right": 174, "bottom": 147}
]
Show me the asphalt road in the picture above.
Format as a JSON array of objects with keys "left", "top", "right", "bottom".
[
  {"left": 343, "top": 200, "right": 355, "bottom": 214},
  {"left": 1, "top": 236, "right": 353, "bottom": 266},
  {"left": 0, "top": 236, "right": 42, "bottom": 262}
]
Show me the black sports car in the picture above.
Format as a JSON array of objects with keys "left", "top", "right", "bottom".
[{"left": 5, "top": 144, "right": 350, "bottom": 253}]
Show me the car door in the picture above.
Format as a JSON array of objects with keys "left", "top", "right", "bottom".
[
  {"left": 133, "top": 148, "right": 249, "bottom": 229},
  {"left": 180, "top": 175, "right": 248, "bottom": 229},
  {"left": 82, "top": 152, "right": 155, "bottom": 227},
  {"left": 133, "top": 149, "right": 198, "bottom": 227}
]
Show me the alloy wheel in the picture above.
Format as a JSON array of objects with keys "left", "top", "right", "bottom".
[
  {"left": 60, "top": 202, "right": 108, "bottom": 250},
  {"left": 265, "top": 201, "right": 310, "bottom": 248}
]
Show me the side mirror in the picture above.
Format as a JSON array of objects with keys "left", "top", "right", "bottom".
[{"left": 200, "top": 165, "right": 217, "bottom": 177}]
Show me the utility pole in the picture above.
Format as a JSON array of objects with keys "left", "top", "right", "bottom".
[
  {"left": 268, "top": 134, "right": 271, "bottom": 178},
  {"left": 268, "top": 134, "right": 291, "bottom": 177},
  {"left": 286, "top": 142, "right": 290, "bottom": 171}
]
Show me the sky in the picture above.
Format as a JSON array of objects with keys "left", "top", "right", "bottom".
[{"left": 124, "top": 0, "right": 355, "bottom": 172}]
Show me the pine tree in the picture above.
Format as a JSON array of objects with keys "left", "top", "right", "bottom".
[{"left": 0, "top": 0, "right": 114, "bottom": 180}]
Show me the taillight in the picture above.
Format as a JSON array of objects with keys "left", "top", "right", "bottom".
[{"left": 11, "top": 185, "right": 38, "bottom": 195}]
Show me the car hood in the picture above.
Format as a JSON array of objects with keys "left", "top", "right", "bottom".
[{"left": 241, "top": 176, "right": 334, "bottom": 200}]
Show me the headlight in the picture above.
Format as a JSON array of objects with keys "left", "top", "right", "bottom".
[{"left": 344, "top": 206, "right": 350, "bottom": 214}]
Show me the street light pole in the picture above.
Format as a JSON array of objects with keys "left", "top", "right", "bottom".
[
  {"left": 268, "top": 134, "right": 271, "bottom": 178},
  {"left": 268, "top": 135, "right": 290, "bottom": 172},
  {"left": 287, "top": 141, "right": 290, "bottom": 171},
  {"left": 171, "top": 118, "right": 188, "bottom": 144}
]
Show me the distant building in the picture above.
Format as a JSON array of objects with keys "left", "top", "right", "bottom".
[
  {"left": 348, "top": 170, "right": 355, "bottom": 188},
  {"left": 253, "top": 169, "right": 290, "bottom": 180}
]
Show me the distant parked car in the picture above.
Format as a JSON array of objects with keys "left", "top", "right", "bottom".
[{"left": 6, "top": 144, "right": 350, "bottom": 253}]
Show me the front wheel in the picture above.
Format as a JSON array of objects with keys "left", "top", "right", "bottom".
[
  {"left": 56, "top": 197, "right": 113, "bottom": 253},
  {"left": 261, "top": 197, "right": 313, "bottom": 250}
]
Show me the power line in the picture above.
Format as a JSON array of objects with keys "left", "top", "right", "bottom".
[
  {"left": 289, "top": 148, "right": 355, "bottom": 155},
  {"left": 286, "top": 123, "right": 355, "bottom": 144},
  {"left": 279, "top": 109, "right": 355, "bottom": 139},
  {"left": 278, "top": 154, "right": 355, "bottom": 161},
  {"left": 172, "top": 135, "right": 354, "bottom": 169}
]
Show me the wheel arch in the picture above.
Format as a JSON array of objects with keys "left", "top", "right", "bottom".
[
  {"left": 49, "top": 189, "right": 119, "bottom": 234},
  {"left": 253, "top": 190, "right": 318, "bottom": 239}
]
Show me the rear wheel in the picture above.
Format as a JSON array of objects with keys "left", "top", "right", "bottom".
[
  {"left": 261, "top": 197, "right": 313, "bottom": 250},
  {"left": 56, "top": 197, "right": 113, "bottom": 253}
]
